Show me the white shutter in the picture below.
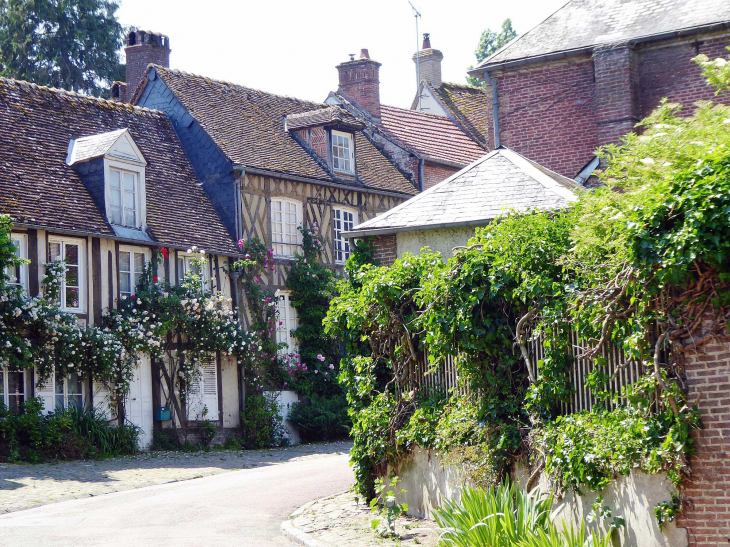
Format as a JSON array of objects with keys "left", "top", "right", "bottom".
[
  {"left": 35, "top": 369, "right": 56, "bottom": 415},
  {"left": 201, "top": 356, "right": 219, "bottom": 421},
  {"left": 187, "top": 356, "right": 218, "bottom": 421},
  {"left": 93, "top": 378, "right": 114, "bottom": 420}
]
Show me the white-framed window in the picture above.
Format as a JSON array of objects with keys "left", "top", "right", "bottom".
[
  {"left": 49, "top": 237, "right": 86, "bottom": 313},
  {"left": 331, "top": 130, "right": 355, "bottom": 174},
  {"left": 276, "top": 291, "right": 298, "bottom": 354},
  {"left": 271, "top": 198, "right": 302, "bottom": 257},
  {"left": 109, "top": 167, "right": 139, "bottom": 228},
  {"left": 333, "top": 207, "right": 358, "bottom": 264},
  {"left": 5, "top": 233, "right": 28, "bottom": 292},
  {"left": 56, "top": 373, "right": 84, "bottom": 411},
  {"left": 119, "top": 247, "right": 148, "bottom": 298},
  {"left": 177, "top": 253, "right": 210, "bottom": 288},
  {"left": 0, "top": 367, "right": 26, "bottom": 411}
]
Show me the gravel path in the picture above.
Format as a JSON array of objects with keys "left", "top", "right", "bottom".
[{"left": 0, "top": 441, "right": 352, "bottom": 514}]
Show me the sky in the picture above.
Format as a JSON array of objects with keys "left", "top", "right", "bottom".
[{"left": 116, "top": 0, "right": 568, "bottom": 108}]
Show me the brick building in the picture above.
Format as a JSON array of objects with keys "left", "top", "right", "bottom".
[
  {"left": 326, "top": 47, "right": 488, "bottom": 190},
  {"left": 468, "top": 0, "right": 730, "bottom": 181}
]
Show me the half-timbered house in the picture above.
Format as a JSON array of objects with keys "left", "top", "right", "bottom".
[{"left": 0, "top": 77, "right": 242, "bottom": 447}]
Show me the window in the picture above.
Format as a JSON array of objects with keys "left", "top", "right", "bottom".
[
  {"left": 331, "top": 130, "right": 354, "bottom": 174},
  {"left": 5, "top": 233, "right": 28, "bottom": 292},
  {"left": 187, "top": 355, "right": 219, "bottom": 421},
  {"left": 56, "top": 373, "right": 84, "bottom": 411},
  {"left": 177, "top": 253, "right": 210, "bottom": 288},
  {"left": 119, "top": 247, "right": 147, "bottom": 297},
  {"left": 0, "top": 367, "right": 26, "bottom": 411},
  {"left": 333, "top": 208, "right": 358, "bottom": 264},
  {"left": 49, "top": 237, "right": 85, "bottom": 312},
  {"left": 109, "top": 168, "right": 139, "bottom": 228},
  {"left": 271, "top": 199, "right": 302, "bottom": 257},
  {"left": 276, "top": 291, "right": 298, "bottom": 353}
]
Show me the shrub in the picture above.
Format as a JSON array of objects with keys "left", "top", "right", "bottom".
[
  {"left": 240, "top": 392, "right": 287, "bottom": 449},
  {"left": 151, "top": 428, "right": 181, "bottom": 451},
  {"left": 434, "top": 482, "right": 612, "bottom": 547},
  {"left": 288, "top": 395, "right": 350, "bottom": 442},
  {"left": 0, "top": 398, "right": 138, "bottom": 462}
]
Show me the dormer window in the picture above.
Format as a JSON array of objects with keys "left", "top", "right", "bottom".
[
  {"left": 66, "top": 129, "right": 149, "bottom": 239},
  {"left": 110, "top": 168, "right": 139, "bottom": 227},
  {"left": 331, "top": 130, "right": 354, "bottom": 174}
]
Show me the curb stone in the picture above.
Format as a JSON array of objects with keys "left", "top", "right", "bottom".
[{"left": 281, "top": 517, "right": 337, "bottom": 547}]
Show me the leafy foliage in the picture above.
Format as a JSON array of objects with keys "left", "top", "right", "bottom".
[
  {"left": 0, "top": 0, "right": 125, "bottom": 95},
  {"left": 0, "top": 399, "right": 138, "bottom": 462},
  {"left": 287, "top": 395, "right": 350, "bottom": 441},
  {"left": 466, "top": 19, "right": 517, "bottom": 87},
  {"left": 240, "top": 392, "right": 287, "bottom": 449}
]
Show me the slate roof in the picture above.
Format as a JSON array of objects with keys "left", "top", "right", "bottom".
[
  {"left": 474, "top": 0, "right": 730, "bottom": 70},
  {"left": 285, "top": 106, "right": 364, "bottom": 131},
  {"left": 428, "top": 83, "right": 491, "bottom": 148},
  {"left": 148, "top": 67, "right": 416, "bottom": 196},
  {"left": 66, "top": 129, "right": 132, "bottom": 165},
  {"left": 379, "top": 105, "right": 487, "bottom": 166},
  {"left": 0, "top": 77, "right": 240, "bottom": 255},
  {"left": 347, "top": 148, "right": 580, "bottom": 236}
]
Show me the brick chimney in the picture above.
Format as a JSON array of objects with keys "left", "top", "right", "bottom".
[
  {"left": 336, "top": 49, "right": 382, "bottom": 121},
  {"left": 413, "top": 33, "right": 444, "bottom": 88},
  {"left": 116, "top": 30, "right": 170, "bottom": 102}
]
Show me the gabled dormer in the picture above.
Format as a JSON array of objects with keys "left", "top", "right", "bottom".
[
  {"left": 285, "top": 106, "right": 364, "bottom": 180},
  {"left": 67, "top": 129, "right": 152, "bottom": 241}
]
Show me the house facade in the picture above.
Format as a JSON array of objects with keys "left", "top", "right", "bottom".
[
  {"left": 0, "top": 78, "right": 242, "bottom": 447},
  {"left": 467, "top": 0, "right": 730, "bottom": 180}
]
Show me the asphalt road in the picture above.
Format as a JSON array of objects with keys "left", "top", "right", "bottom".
[{"left": 0, "top": 450, "right": 353, "bottom": 546}]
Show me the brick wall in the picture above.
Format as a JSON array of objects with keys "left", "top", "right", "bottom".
[
  {"left": 423, "top": 162, "right": 459, "bottom": 190},
  {"left": 337, "top": 57, "right": 382, "bottom": 120},
  {"left": 371, "top": 234, "right": 397, "bottom": 266},
  {"left": 491, "top": 57, "right": 599, "bottom": 178},
  {"left": 676, "top": 334, "right": 730, "bottom": 546},
  {"left": 123, "top": 31, "right": 170, "bottom": 102},
  {"left": 486, "top": 30, "right": 730, "bottom": 179}
]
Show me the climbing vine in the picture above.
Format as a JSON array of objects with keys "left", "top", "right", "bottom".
[{"left": 325, "top": 51, "right": 730, "bottom": 511}]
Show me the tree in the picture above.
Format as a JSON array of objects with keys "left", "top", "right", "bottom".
[
  {"left": 0, "top": 0, "right": 125, "bottom": 96},
  {"left": 466, "top": 19, "right": 517, "bottom": 87}
]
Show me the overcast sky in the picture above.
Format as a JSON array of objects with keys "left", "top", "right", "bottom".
[{"left": 116, "top": 0, "right": 567, "bottom": 108}]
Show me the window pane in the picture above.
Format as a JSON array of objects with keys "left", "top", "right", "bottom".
[
  {"left": 134, "top": 253, "right": 145, "bottom": 274},
  {"left": 120, "top": 273, "right": 131, "bottom": 295},
  {"left": 66, "top": 287, "right": 80, "bottom": 309},
  {"left": 124, "top": 209, "right": 136, "bottom": 227},
  {"left": 110, "top": 207, "right": 122, "bottom": 225},
  {"left": 119, "top": 251, "right": 130, "bottom": 273},
  {"left": 110, "top": 188, "right": 121, "bottom": 207},
  {"left": 49, "top": 242, "right": 61, "bottom": 261},
  {"left": 110, "top": 169, "right": 121, "bottom": 189},
  {"left": 55, "top": 375, "right": 64, "bottom": 395},
  {"left": 68, "top": 373, "right": 83, "bottom": 395},
  {"left": 8, "top": 395, "right": 23, "bottom": 412},
  {"left": 8, "top": 370, "right": 23, "bottom": 395},
  {"left": 177, "top": 258, "right": 185, "bottom": 277},
  {"left": 122, "top": 172, "right": 135, "bottom": 192},
  {"left": 68, "top": 394, "right": 83, "bottom": 410},
  {"left": 55, "top": 395, "right": 65, "bottom": 410},
  {"left": 66, "top": 265, "right": 79, "bottom": 288},
  {"left": 65, "top": 244, "right": 79, "bottom": 266}
]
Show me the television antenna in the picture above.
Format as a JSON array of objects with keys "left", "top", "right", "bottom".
[{"left": 409, "top": 1, "right": 422, "bottom": 111}]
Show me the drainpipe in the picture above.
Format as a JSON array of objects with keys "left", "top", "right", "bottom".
[
  {"left": 418, "top": 158, "right": 425, "bottom": 191},
  {"left": 484, "top": 71, "right": 501, "bottom": 149}
]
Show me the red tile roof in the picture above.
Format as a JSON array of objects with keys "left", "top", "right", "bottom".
[{"left": 379, "top": 105, "right": 487, "bottom": 166}]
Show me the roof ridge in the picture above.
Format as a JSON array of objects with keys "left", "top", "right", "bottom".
[
  {"left": 439, "top": 81, "right": 488, "bottom": 91},
  {"left": 381, "top": 103, "right": 469, "bottom": 121},
  {"left": 151, "top": 64, "right": 329, "bottom": 108},
  {"left": 0, "top": 76, "right": 162, "bottom": 115}
]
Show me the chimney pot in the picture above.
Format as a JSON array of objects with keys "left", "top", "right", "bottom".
[
  {"left": 336, "top": 50, "right": 382, "bottom": 121},
  {"left": 422, "top": 33, "right": 431, "bottom": 49},
  {"left": 122, "top": 29, "right": 171, "bottom": 103}
]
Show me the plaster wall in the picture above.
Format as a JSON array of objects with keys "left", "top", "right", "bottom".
[
  {"left": 388, "top": 447, "right": 687, "bottom": 546},
  {"left": 221, "top": 356, "right": 240, "bottom": 428},
  {"left": 396, "top": 227, "right": 477, "bottom": 260}
]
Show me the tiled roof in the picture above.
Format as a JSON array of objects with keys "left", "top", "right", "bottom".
[
  {"left": 0, "top": 77, "right": 240, "bottom": 255},
  {"left": 475, "top": 0, "right": 730, "bottom": 70},
  {"left": 285, "top": 106, "right": 364, "bottom": 131},
  {"left": 66, "top": 129, "right": 131, "bottom": 165},
  {"left": 150, "top": 67, "right": 416, "bottom": 196},
  {"left": 429, "top": 83, "right": 491, "bottom": 148},
  {"left": 379, "top": 105, "right": 487, "bottom": 166},
  {"left": 347, "top": 148, "right": 580, "bottom": 236}
]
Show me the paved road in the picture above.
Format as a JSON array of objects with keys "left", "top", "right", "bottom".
[{"left": 0, "top": 450, "right": 353, "bottom": 546}]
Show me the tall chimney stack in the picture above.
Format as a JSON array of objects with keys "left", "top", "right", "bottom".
[
  {"left": 336, "top": 49, "right": 382, "bottom": 121},
  {"left": 413, "top": 33, "right": 443, "bottom": 88},
  {"left": 113, "top": 30, "right": 170, "bottom": 102}
]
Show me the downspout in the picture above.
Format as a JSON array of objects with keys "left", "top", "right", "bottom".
[
  {"left": 418, "top": 158, "right": 425, "bottom": 192},
  {"left": 484, "top": 71, "right": 501, "bottom": 149}
]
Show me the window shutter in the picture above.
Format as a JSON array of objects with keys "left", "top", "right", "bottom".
[
  {"left": 93, "top": 378, "right": 114, "bottom": 420},
  {"left": 35, "top": 369, "right": 56, "bottom": 416},
  {"left": 187, "top": 355, "right": 218, "bottom": 421}
]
